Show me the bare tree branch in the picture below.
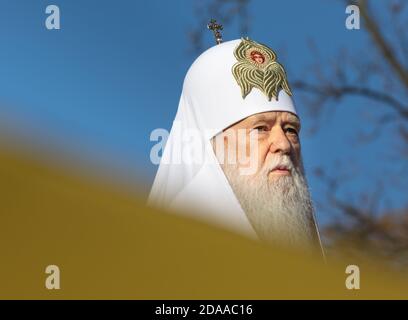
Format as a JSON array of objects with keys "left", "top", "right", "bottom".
[
  {"left": 292, "top": 81, "right": 408, "bottom": 119},
  {"left": 357, "top": 0, "right": 408, "bottom": 90}
]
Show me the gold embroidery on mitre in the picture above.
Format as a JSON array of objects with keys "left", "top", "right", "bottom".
[{"left": 232, "top": 37, "right": 292, "bottom": 101}]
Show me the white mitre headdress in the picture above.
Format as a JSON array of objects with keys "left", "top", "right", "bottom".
[{"left": 148, "top": 38, "right": 297, "bottom": 239}]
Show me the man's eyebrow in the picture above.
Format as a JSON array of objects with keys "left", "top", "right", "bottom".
[{"left": 247, "top": 113, "right": 300, "bottom": 127}]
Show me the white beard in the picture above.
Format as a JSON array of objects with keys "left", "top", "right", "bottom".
[{"left": 221, "top": 154, "right": 320, "bottom": 250}]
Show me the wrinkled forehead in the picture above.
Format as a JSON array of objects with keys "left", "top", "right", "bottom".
[
  {"left": 249, "top": 111, "right": 300, "bottom": 123},
  {"left": 224, "top": 111, "right": 300, "bottom": 130}
]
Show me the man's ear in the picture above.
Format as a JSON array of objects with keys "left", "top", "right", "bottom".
[
  {"left": 211, "top": 134, "right": 225, "bottom": 167},
  {"left": 210, "top": 135, "right": 221, "bottom": 160},
  {"left": 210, "top": 136, "right": 216, "bottom": 151}
]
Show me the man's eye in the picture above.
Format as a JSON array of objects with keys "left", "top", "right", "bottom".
[
  {"left": 285, "top": 127, "right": 298, "bottom": 135},
  {"left": 253, "top": 125, "right": 269, "bottom": 132}
]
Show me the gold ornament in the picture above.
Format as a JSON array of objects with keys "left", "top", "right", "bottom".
[
  {"left": 207, "top": 19, "right": 223, "bottom": 45},
  {"left": 232, "top": 38, "right": 292, "bottom": 101}
]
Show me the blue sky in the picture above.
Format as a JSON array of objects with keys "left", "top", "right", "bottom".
[{"left": 1, "top": 0, "right": 406, "bottom": 225}]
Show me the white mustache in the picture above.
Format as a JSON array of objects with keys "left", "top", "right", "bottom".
[{"left": 265, "top": 155, "right": 295, "bottom": 173}]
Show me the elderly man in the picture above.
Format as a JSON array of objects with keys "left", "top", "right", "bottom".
[{"left": 149, "top": 35, "right": 323, "bottom": 252}]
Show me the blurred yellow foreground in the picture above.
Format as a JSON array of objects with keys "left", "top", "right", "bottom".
[{"left": 1, "top": 144, "right": 407, "bottom": 299}]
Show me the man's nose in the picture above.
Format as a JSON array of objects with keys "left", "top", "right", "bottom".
[{"left": 268, "top": 126, "right": 291, "bottom": 155}]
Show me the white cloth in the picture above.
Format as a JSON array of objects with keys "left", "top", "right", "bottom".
[{"left": 148, "top": 39, "right": 297, "bottom": 239}]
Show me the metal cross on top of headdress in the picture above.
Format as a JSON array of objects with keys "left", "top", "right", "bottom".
[{"left": 207, "top": 19, "right": 223, "bottom": 45}]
